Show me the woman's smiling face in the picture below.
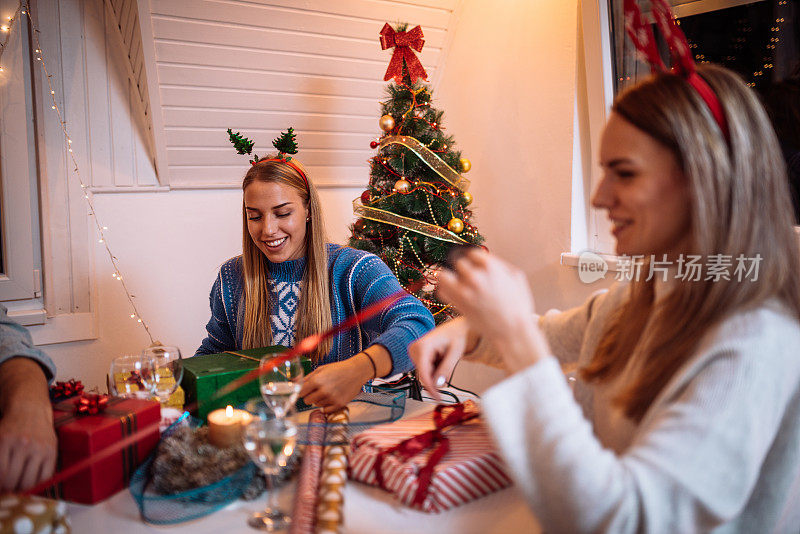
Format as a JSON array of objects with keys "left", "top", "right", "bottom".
[
  {"left": 592, "top": 112, "right": 692, "bottom": 259},
  {"left": 244, "top": 181, "right": 309, "bottom": 263}
]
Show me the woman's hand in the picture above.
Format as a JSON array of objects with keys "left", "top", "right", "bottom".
[
  {"left": 299, "top": 354, "right": 374, "bottom": 413},
  {"left": 409, "top": 317, "right": 473, "bottom": 401},
  {"left": 436, "top": 248, "right": 551, "bottom": 373}
]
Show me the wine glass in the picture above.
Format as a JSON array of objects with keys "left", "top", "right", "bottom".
[
  {"left": 259, "top": 356, "right": 304, "bottom": 419},
  {"left": 242, "top": 418, "right": 297, "bottom": 531},
  {"left": 109, "top": 354, "right": 156, "bottom": 399},
  {"left": 142, "top": 345, "right": 183, "bottom": 404}
]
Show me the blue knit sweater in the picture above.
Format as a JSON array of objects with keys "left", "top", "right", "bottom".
[{"left": 195, "top": 244, "right": 435, "bottom": 375}]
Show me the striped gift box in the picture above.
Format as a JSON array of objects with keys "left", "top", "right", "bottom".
[{"left": 349, "top": 401, "right": 512, "bottom": 513}]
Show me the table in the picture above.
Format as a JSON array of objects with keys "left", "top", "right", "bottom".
[{"left": 66, "top": 363, "right": 541, "bottom": 533}]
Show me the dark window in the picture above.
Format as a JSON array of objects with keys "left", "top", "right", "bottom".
[{"left": 608, "top": 0, "right": 800, "bottom": 220}]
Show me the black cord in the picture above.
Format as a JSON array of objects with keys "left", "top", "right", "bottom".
[
  {"left": 421, "top": 393, "right": 457, "bottom": 404},
  {"left": 446, "top": 382, "right": 480, "bottom": 398},
  {"left": 441, "top": 359, "right": 480, "bottom": 399},
  {"left": 436, "top": 389, "right": 460, "bottom": 404}
]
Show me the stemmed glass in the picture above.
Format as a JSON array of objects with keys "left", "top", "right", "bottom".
[
  {"left": 109, "top": 354, "right": 156, "bottom": 399},
  {"left": 242, "top": 418, "right": 297, "bottom": 531},
  {"left": 142, "top": 345, "right": 183, "bottom": 404},
  {"left": 259, "top": 355, "right": 304, "bottom": 419}
]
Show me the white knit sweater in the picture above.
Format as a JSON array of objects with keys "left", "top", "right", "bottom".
[{"left": 481, "top": 283, "right": 800, "bottom": 533}]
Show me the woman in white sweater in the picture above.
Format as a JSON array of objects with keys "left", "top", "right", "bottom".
[{"left": 410, "top": 64, "right": 800, "bottom": 533}]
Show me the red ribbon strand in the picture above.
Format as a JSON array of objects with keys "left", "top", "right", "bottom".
[
  {"left": 19, "top": 290, "right": 408, "bottom": 497},
  {"left": 379, "top": 23, "right": 428, "bottom": 84}
]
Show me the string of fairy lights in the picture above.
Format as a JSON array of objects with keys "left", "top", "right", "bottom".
[
  {"left": 616, "top": 1, "right": 792, "bottom": 89},
  {"left": 682, "top": 0, "right": 790, "bottom": 88},
  {"left": 0, "top": 0, "right": 154, "bottom": 343}
]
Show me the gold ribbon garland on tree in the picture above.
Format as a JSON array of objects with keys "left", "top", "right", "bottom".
[
  {"left": 355, "top": 135, "right": 471, "bottom": 244},
  {"left": 379, "top": 135, "right": 470, "bottom": 192},
  {"left": 353, "top": 200, "right": 468, "bottom": 245}
]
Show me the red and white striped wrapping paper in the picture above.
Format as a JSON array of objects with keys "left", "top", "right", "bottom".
[{"left": 349, "top": 401, "right": 512, "bottom": 513}]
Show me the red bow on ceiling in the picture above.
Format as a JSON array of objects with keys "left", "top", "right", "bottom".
[{"left": 379, "top": 23, "right": 428, "bottom": 84}]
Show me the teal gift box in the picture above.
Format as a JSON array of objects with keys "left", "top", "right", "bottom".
[{"left": 181, "top": 347, "right": 312, "bottom": 422}]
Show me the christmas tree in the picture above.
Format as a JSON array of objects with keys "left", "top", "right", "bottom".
[{"left": 349, "top": 23, "right": 484, "bottom": 324}]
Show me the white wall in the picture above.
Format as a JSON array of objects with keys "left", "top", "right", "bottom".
[
  {"left": 44, "top": 187, "right": 361, "bottom": 389},
  {"left": 43, "top": 0, "right": 609, "bottom": 390},
  {"left": 435, "top": 0, "right": 606, "bottom": 312}
]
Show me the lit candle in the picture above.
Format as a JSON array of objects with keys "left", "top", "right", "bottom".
[{"left": 207, "top": 405, "right": 252, "bottom": 448}]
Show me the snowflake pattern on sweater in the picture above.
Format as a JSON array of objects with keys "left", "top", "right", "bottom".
[
  {"left": 268, "top": 279, "right": 301, "bottom": 347},
  {"left": 194, "top": 244, "right": 435, "bottom": 376}
]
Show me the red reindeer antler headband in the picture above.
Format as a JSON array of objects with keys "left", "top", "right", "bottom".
[{"left": 623, "top": 0, "right": 729, "bottom": 140}]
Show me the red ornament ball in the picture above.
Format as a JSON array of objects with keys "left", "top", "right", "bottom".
[
  {"left": 370, "top": 140, "right": 379, "bottom": 149},
  {"left": 360, "top": 190, "right": 371, "bottom": 205},
  {"left": 354, "top": 218, "right": 367, "bottom": 232}
]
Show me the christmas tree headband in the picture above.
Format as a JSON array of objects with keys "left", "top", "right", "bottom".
[
  {"left": 623, "top": 0, "right": 729, "bottom": 140},
  {"left": 227, "top": 127, "right": 309, "bottom": 190}
]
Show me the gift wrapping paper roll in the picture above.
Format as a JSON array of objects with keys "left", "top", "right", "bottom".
[
  {"left": 289, "top": 409, "right": 326, "bottom": 534},
  {"left": 315, "top": 408, "right": 350, "bottom": 534}
]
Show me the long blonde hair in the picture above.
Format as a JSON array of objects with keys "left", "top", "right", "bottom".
[
  {"left": 240, "top": 157, "right": 332, "bottom": 362},
  {"left": 582, "top": 65, "right": 800, "bottom": 421}
]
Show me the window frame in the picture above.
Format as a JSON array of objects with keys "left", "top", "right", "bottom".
[
  {"left": 570, "top": 0, "right": 616, "bottom": 258},
  {"left": 0, "top": 0, "right": 97, "bottom": 343},
  {"left": 0, "top": 0, "right": 39, "bottom": 306}
]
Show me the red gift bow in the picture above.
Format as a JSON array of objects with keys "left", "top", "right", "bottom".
[
  {"left": 125, "top": 370, "right": 146, "bottom": 390},
  {"left": 74, "top": 393, "right": 110, "bottom": 416},
  {"left": 373, "top": 402, "right": 479, "bottom": 506},
  {"left": 51, "top": 379, "right": 84, "bottom": 400},
  {"left": 379, "top": 23, "right": 428, "bottom": 84}
]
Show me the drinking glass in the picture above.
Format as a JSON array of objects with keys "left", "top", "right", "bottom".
[
  {"left": 259, "top": 356, "right": 304, "bottom": 419},
  {"left": 142, "top": 345, "right": 183, "bottom": 404},
  {"left": 242, "top": 418, "right": 297, "bottom": 531},
  {"left": 109, "top": 354, "right": 156, "bottom": 399}
]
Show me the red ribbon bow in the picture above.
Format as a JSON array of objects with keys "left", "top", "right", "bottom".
[
  {"left": 379, "top": 23, "right": 428, "bottom": 84},
  {"left": 126, "top": 370, "right": 146, "bottom": 390},
  {"left": 50, "top": 379, "right": 84, "bottom": 401},
  {"left": 373, "top": 402, "right": 479, "bottom": 506},
  {"left": 74, "top": 393, "right": 110, "bottom": 416}
]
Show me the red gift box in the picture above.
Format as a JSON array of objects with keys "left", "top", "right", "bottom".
[
  {"left": 43, "top": 396, "right": 161, "bottom": 504},
  {"left": 349, "top": 401, "right": 512, "bottom": 513}
]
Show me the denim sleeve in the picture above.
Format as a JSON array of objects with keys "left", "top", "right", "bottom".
[{"left": 0, "top": 304, "right": 56, "bottom": 383}]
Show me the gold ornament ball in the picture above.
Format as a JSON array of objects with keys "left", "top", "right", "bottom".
[
  {"left": 393, "top": 178, "right": 411, "bottom": 193},
  {"left": 447, "top": 217, "right": 464, "bottom": 234},
  {"left": 379, "top": 114, "right": 395, "bottom": 132},
  {"left": 460, "top": 157, "right": 472, "bottom": 173},
  {"left": 461, "top": 191, "right": 473, "bottom": 206}
]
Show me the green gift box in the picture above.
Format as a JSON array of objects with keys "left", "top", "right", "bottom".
[{"left": 181, "top": 347, "right": 312, "bottom": 422}]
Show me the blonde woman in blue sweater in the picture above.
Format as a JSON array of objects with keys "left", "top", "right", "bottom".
[{"left": 196, "top": 154, "right": 434, "bottom": 411}]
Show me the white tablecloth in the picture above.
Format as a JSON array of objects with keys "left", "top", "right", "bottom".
[{"left": 66, "top": 364, "right": 540, "bottom": 533}]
